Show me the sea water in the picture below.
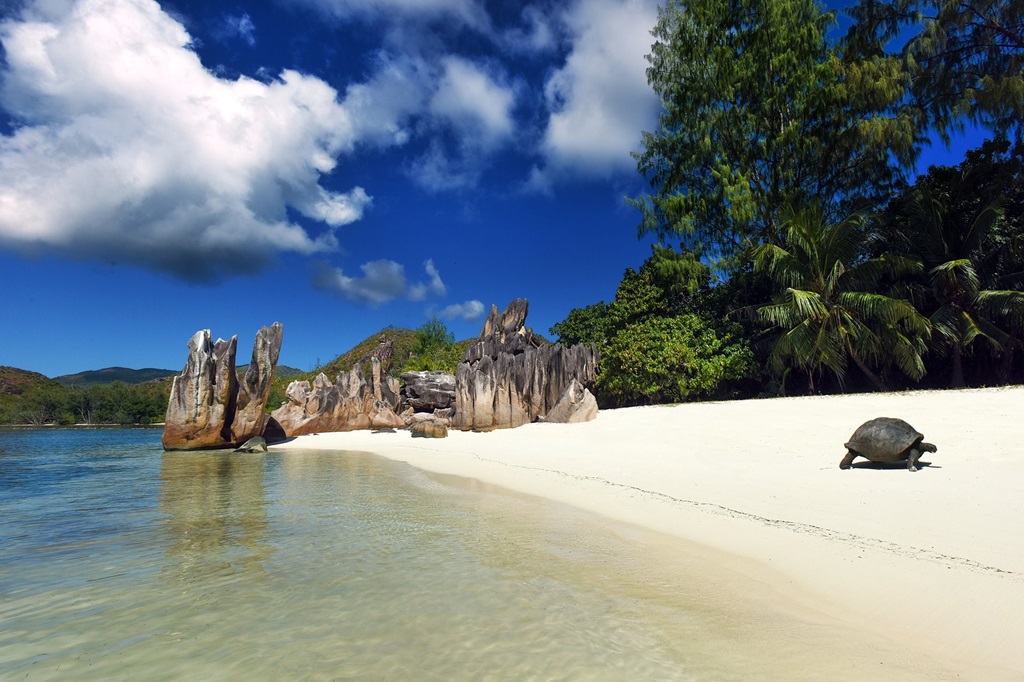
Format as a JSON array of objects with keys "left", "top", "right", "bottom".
[{"left": 0, "top": 428, "right": 957, "bottom": 681}]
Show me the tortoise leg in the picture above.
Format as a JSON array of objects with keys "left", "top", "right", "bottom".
[
  {"left": 907, "top": 447, "right": 920, "bottom": 472},
  {"left": 840, "top": 450, "right": 856, "bottom": 469}
]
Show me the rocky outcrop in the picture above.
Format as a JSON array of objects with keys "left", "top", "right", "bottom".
[
  {"left": 162, "top": 331, "right": 239, "bottom": 450},
  {"left": 410, "top": 419, "right": 448, "bottom": 438},
  {"left": 543, "top": 378, "right": 599, "bottom": 424},
  {"left": 231, "top": 322, "right": 283, "bottom": 445},
  {"left": 162, "top": 323, "right": 283, "bottom": 451},
  {"left": 270, "top": 358, "right": 404, "bottom": 436},
  {"left": 400, "top": 370, "right": 456, "bottom": 412},
  {"left": 452, "top": 299, "right": 598, "bottom": 431}
]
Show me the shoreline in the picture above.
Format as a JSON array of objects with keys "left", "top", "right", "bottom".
[{"left": 271, "top": 386, "right": 1024, "bottom": 679}]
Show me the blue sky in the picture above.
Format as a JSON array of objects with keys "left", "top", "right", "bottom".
[{"left": 0, "top": 0, "right": 987, "bottom": 377}]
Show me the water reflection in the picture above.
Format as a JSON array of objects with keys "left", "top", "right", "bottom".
[{"left": 159, "top": 452, "right": 272, "bottom": 582}]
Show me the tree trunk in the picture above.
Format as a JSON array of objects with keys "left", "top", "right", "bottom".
[
  {"left": 849, "top": 346, "right": 888, "bottom": 392},
  {"left": 950, "top": 342, "right": 965, "bottom": 388}
]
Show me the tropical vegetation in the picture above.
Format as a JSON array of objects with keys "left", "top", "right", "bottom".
[{"left": 553, "top": 0, "right": 1024, "bottom": 400}]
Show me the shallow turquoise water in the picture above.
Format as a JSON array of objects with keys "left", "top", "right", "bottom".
[
  {"left": 1, "top": 428, "right": 715, "bottom": 680},
  {"left": 0, "top": 428, "right": 957, "bottom": 681}
]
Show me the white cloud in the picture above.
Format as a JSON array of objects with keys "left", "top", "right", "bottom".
[
  {"left": 408, "top": 258, "right": 447, "bottom": 301},
  {"left": 312, "top": 259, "right": 408, "bottom": 305},
  {"left": 533, "top": 0, "right": 661, "bottom": 184},
  {"left": 283, "top": 0, "right": 489, "bottom": 30},
  {"left": 439, "top": 300, "right": 485, "bottom": 322},
  {"left": 430, "top": 56, "right": 516, "bottom": 150},
  {"left": 407, "top": 56, "right": 518, "bottom": 191},
  {"left": 0, "top": 0, "right": 368, "bottom": 281},
  {"left": 315, "top": 257, "right": 449, "bottom": 305},
  {"left": 499, "top": 5, "right": 558, "bottom": 56},
  {"left": 341, "top": 52, "right": 434, "bottom": 149}
]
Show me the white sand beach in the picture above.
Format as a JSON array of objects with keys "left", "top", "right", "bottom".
[{"left": 273, "top": 386, "right": 1024, "bottom": 680}]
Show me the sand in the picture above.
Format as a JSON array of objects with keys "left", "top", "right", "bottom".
[{"left": 271, "top": 386, "right": 1024, "bottom": 679}]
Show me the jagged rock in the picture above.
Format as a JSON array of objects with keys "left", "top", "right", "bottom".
[
  {"left": 543, "top": 378, "right": 599, "bottom": 424},
  {"left": 234, "top": 436, "right": 268, "bottom": 453},
  {"left": 162, "top": 331, "right": 238, "bottom": 450},
  {"left": 270, "top": 358, "right": 403, "bottom": 436},
  {"left": 231, "top": 322, "right": 284, "bottom": 445},
  {"left": 411, "top": 420, "right": 448, "bottom": 438},
  {"left": 162, "top": 323, "right": 284, "bottom": 451},
  {"left": 452, "top": 299, "right": 598, "bottom": 431},
  {"left": 400, "top": 370, "right": 456, "bottom": 412}
]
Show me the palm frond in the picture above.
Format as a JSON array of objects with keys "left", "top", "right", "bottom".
[{"left": 787, "top": 288, "right": 827, "bottom": 321}]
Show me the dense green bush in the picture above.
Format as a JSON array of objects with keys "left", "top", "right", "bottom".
[
  {"left": 402, "top": 318, "right": 462, "bottom": 374},
  {"left": 599, "top": 315, "right": 754, "bottom": 406}
]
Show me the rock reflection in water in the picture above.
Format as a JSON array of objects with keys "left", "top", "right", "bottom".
[{"left": 159, "top": 451, "right": 272, "bottom": 581}]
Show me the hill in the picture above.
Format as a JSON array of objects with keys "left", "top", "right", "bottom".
[
  {"left": 239, "top": 364, "right": 303, "bottom": 380},
  {"left": 0, "top": 365, "right": 60, "bottom": 395},
  {"left": 55, "top": 367, "right": 178, "bottom": 387}
]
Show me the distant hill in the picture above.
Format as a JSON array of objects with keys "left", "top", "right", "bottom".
[
  {"left": 238, "top": 364, "right": 303, "bottom": 380},
  {"left": 55, "top": 367, "right": 178, "bottom": 387},
  {"left": 0, "top": 366, "right": 62, "bottom": 395},
  {"left": 55, "top": 363, "right": 304, "bottom": 387}
]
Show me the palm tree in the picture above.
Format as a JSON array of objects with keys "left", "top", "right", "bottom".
[
  {"left": 753, "top": 202, "right": 930, "bottom": 393},
  {"left": 900, "top": 175, "right": 1024, "bottom": 387}
]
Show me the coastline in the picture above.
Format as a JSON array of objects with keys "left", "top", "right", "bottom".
[{"left": 271, "top": 386, "right": 1024, "bottom": 679}]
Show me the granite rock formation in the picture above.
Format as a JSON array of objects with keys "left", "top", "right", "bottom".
[
  {"left": 270, "top": 358, "right": 405, "bottom": 436},
  {"left": 400, "top": 370, "right": 456, "bottom": 412},
  {"left": 452, "top": 299, "right": 598, "bottom": 431},
  {"left": 543, "top": 378, "right": 599, "bottom": 424},
  {"left": 162, "top": 330, "right": 239, "bottom": 450},
  {"left": 231, "top": 322, "right": 284, "bottom": 444},
  {"left": 410, "top": 419, "right": 448, "bottom": 438},
  {"left": 162, "top": 323, "right": 283, "bottom": 451}
]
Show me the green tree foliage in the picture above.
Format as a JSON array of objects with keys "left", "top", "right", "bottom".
[
  {"left": 845, "top": 0, "right": 1024, "bottom": 140},
  {"left": 882, "top": 147, "right": 1024, "bottom": 386},
  {"left": 754, "top": 203, "right": 930, "bottom": 392},
  {"left": 551, "top": 248, "right": 758, "bottom": 407},
  {"left": 0, "top": 380, "right": 169, "bottom": 425},
  {"left": 599, "top": 314, "right": 754, "bottom": 406},
  {"left": 632, "top": 0, "right": 917, "bottom": 265},
  {"left": 550, "top": 302, "right": 610, "bottom": 347},
  {"left": 403, "top": 318, "right": 462, "bottom": 374}
]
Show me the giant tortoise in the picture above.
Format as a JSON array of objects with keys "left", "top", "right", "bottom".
[{"left": 840, "top": 417, "right": 936, "bottom": 472}]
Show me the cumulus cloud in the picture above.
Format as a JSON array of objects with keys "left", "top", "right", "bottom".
[
  {"left": 408, "top": 56, "right": 518, "bottom": 191},
  {"left": 408, "top": 258, "right": 447, "bottom": 301},
  {"left": 341, "top": 52, "right": 434, "bottom": 148},
  {"left": 283, "top": 0, "right": 489, "bottom": 30},
  {"left": 430, "top": 56, "right": 516, "bottom": 150},
  {"left": 0, "top": 0, "right": 369, "bottom": 282},
  {"left": 531, "top": 0, "right": 661, "bottom": 186},
  {"left": 438, "top": 300, "right": 485, "bottom": 322},
  {"left": 312, "top": 259, "right": 407, "bottom": 305},
  {"left": 314, "top": 257, "right": 448, "bottom": 305},
  {"left": 499, "top": 5, "right": 558, "bottom": 56}
]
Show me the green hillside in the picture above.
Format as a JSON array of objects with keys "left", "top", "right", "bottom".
[
  {"left": 1, "top": 365, "right": 60, "bottom": 395},
  {"left": 55, "top": 367, "right": 177, "bottom": 387}
]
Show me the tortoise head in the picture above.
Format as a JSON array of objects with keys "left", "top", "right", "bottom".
[{"left": 920, "top": 442, "right": 937, "bottom": 453}]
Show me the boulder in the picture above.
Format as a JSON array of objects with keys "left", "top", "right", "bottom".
[
  {"left": 410, "top": 420, "right": 448, "bottom": 438},
  {"left": 162, "top": 331, "right": 238, "bottom": 450},
  {"left": 451, "top": 299, "right": 598, "bottom": 431},
  {"left": 543, "top": 378, "right": 599, "bottom": 424},
  {"left": 231, "top": 322, "right": 284, "bottom": 445},
  {"left": 270, "top": 358, "right": 403, "bottom": 437},
  {"left": 234, "top": 436, "right": 268, "bottom": 453},
  {"left": 400, "top": 370, "right": 456, "bottom": 412}
]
